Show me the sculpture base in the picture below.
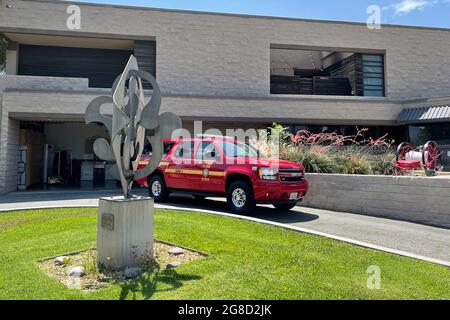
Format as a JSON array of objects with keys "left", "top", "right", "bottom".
[{"left": 97, "top": 196, "right": 154, "bottom": 269}]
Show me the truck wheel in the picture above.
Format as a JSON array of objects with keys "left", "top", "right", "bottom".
[
  {"left": 273, "top": 203, "right": 297, "bottom": 211},
  {"left": 226, "top": 181, "right": 255, "bottom": 214},
  {"left": 148, "top": 174, "right": 168, "bottom": 202}
]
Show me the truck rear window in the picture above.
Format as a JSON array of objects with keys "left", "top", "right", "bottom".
[
  {"left": 142, "top": 141, "right": 176, "bottom": 156},
  {"left": 163, "top": 142, "right": 176, "bottom": 156}
]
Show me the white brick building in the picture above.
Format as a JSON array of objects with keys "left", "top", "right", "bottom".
[{"left": 0, "top": 0, "right": 449, "bottom": 193}]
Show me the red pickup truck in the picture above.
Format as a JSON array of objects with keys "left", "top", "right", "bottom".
[{"left": 137, "top": 136, "right": 308, "bottom": 213}]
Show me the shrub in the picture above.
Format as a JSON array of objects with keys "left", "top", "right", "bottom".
[
  {"left": 270, "top": 123, "right": 292, "bottom": 145},
  {"left": 281, "top": 145, "right": 340, "bottom": 174},
  {"left": 340, "top": 154, "right": 371, "bottom": 175},
  {"left": 250, "top": 129, "right": 280, "bottom": 159},
  {"left": 82, "top": 250, "right": 98, "bottom": 274},
  {"left": 369, "top": 152, "right": 397, "bottom": 175},
  {"left": 271, "top": 124, "right": 397, "bottom": 175},
  {"left": 331, "top": 146, "right": 371, "bottom": 175}
]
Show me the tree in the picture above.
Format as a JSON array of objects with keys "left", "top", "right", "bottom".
[{"left": 0, "top": 36, "right": 7, "bottom": 75}]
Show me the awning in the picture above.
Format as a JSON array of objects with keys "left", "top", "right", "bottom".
[{"left": 399, "top": 105, "right": 450, "bottom": 124}]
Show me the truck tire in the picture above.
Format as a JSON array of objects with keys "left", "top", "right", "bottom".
[
  {"left": 148, "top": 174, "right": 169, "bottom": 202},
  {"left": 273, "top": 203, "right": 297, "bottom": 211},
  {"left": 226, "top": 180, "right": 255, "bottom": 214}
]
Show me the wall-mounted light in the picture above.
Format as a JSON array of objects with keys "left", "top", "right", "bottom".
[{"left": 6, "top": 4, "right": 13, "bottom": 8}]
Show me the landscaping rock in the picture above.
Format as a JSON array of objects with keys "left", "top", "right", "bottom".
[
  {"left": 68, "top": 266, "right": 85, "bottom": 278},
  {"left": 54, "top": 256, "right": 66, "bottom": 266},
  {"left": 166, "top": 262, "right": 182, "bottom": 269},
  {"left": 168, "top": 247, "right": 185, "bottom": 256},
  {"left": 124, "top": 267, "right": 142, "bottom": 279}
]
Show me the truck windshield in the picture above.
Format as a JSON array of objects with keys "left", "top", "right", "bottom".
[{"left": 217, "top": 141, "right": 267, "bottom": 158}]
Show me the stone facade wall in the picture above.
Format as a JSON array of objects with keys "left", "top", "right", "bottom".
[
  {"left": 0, "top": 0, "right": 450, "bottom": 99},
  {"left": 0, "top": 94, "right": 19, "bottom": 194},
  {"left": 0, "top": 75, "right": 89, "bottom": 92},
  {"left": 1, "top": 89, "right": 403, "bottom": 125}
]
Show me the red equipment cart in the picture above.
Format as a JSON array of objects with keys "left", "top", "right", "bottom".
[{"left": 396, "top": 141, "right": 442, "bottom": 176}]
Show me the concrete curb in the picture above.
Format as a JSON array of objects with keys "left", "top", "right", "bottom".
[
  {"left": 0, "top": 205, "right": 97, "bottom": 213},
  {"left": 2, "top": 203, "right": 449, "bottom": 268}
]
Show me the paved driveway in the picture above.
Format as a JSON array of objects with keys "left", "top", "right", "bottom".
[{"left": 1, "top": 190, "right": 449, "bottom": 265}]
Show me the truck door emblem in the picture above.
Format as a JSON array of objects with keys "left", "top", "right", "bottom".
[{"left": 203, "top": 169, "right": 209, "bottom": 177}]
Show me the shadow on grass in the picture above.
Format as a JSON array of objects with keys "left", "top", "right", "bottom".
[
  {"left": 118, "top": 269, "right": 201, "bottom": 300},
  {"left": 114, "top": 262, "right": 202, "bottom": 300}
]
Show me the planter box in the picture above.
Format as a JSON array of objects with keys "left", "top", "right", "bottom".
[{"left": 302, "top": 173, "right": 450, "bottom": 228}]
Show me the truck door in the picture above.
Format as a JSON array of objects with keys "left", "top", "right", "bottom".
[
  {"left": 165, "top": 140, "right": 196, "bottom": 190},
  {"left": 193, "top": 141, "right": 226, "bottom": 193}
]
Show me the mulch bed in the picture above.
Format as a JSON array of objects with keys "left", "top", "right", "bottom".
[{"left": 37, "top": 240, "right": 207, "bottom": 292}]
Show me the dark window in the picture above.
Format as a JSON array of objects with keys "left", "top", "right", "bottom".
[
  {"left": 18, "top": 45, "right": 133, "bottom": 88},
  {"left": 18, "top": 42, "right": 156, "bottom": 88},
  {"left": 134, "top": 41, "right": 157, "bottom": 89},
  {"left": 409, "top": 123, "right": 450, "bottom": 145},
  {"left": 362, "top": 54, "right": 385, "bottom": 97},
  {"left": 409, "top": 125, "right": 432, "bottom": 146},
  {"left": 431, "top": 123, "right": 450, "bottom": 145}
]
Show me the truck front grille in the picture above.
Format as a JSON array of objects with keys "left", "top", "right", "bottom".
[{"left": 278, "top": 169, "right": 305, "bottom": 183}]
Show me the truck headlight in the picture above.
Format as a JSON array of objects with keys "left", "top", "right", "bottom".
[{"left": 259, "top": 168, "right": 277, "bottom": 180}]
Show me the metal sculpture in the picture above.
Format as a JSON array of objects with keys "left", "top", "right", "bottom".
[{"left": 85, "top": 55, "right": 181, "bottom": 197}]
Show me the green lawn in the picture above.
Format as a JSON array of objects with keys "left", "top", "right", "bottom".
[{"left": 0, "top": 208, "right": 449, "bottom": 300}]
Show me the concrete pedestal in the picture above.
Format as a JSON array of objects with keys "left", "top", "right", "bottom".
[{"left": 97, "top": 196, "right": 154, "bottom": 269}]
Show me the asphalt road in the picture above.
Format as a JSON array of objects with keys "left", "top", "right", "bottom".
[{"left": 1, "top": 189, "right": 449, "bottom": 265}]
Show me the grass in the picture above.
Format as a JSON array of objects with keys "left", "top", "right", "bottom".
[{"left": 0, "top": 208, "right": 449, "bottom": 300}]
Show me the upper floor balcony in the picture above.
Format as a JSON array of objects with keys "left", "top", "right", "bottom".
[
  {"left": 1, "top": 32, "right": 155, "bottom": 90},
  {"left": 270, "top": 45, "right": 385, "bottom": 98}
]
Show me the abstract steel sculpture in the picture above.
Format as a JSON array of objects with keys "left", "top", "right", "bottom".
[{"left": 85, "top": 55, "right": 181, "bottom": 197}]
